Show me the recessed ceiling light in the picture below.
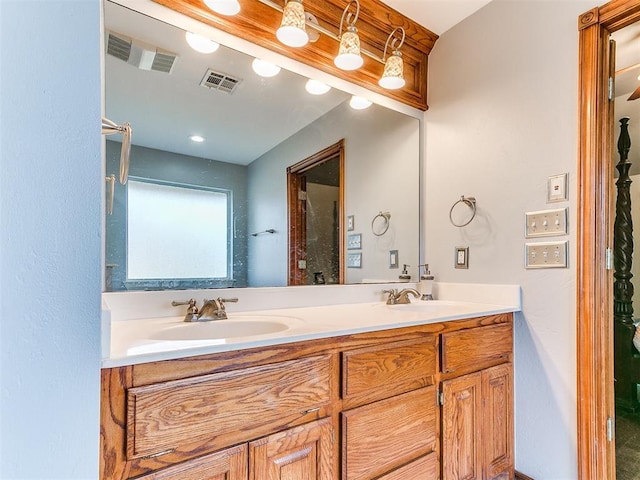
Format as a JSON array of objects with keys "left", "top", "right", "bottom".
[
  {"left": 190, "top": 135, "right": 205, "bottom": 143},
  {"left": 252, "top": 59, "right": 281, "bottom": 78},
  {"left": 305, "top": 79, "right": 331, "bottom": 95},
  {"left": 349, "top": 95, "right": 372, "bottom": 110},
  {"left": 185, "top": 32, "right": 220, "bottom": 54}
]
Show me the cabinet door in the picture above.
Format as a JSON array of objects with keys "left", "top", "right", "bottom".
[
  {"left": 249, "top": 418, "right": 333, "bottom": 480},
  {"left": 442, "top": 372, "right": 482, "bottom": 480},
  {"left": 482, "top": 364, "right": 514, "bottom": 480},
  {"left": 135, "top": 444, "right": 247, "bottom": 480}
]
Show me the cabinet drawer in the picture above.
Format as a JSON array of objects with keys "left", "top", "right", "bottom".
[
  {"left": 441, "top": 322, "right": 512, "bottom": 375},
  {"left": 342, "top": 386, "right": 437, "bottom": 480},
  {"left": 375, "top": 452, "right": 438, "bottom": 480},
  {"left": 342, "top": 337, "right": 436, "bottom": 406},
  {"left": 126, "top": 355, "right": 331, "bottom": 460}
]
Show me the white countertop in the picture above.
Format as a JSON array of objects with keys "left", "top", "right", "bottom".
[{"left": 104, "top": 299, "right": 520, "bottom": 368}]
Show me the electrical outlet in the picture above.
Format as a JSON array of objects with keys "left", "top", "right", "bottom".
[
  {"left": 525, "top": 208, "right": 568, "bottom": 238},
  {"left": 525, "top": 241, "right": 568, "bottom": 269}
]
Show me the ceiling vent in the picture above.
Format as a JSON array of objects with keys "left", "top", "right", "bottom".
[
  {"left": 107, "top": 31, "right": 177, "bottom": 74},
  {"left": 200, "top": 68, "right": 242, "bottom": 94}
]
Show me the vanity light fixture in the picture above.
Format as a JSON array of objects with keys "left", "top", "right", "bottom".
[
  {"left": 190, "top": 135, "right": 205, "bottom": 142},
  {"left": 334, "top": 0, "right": 363, "bottom": 71},
  {"left": 252, "top": 58, "right": 281, "bottom": 77},
  {"left": 349, "top": 95, "right": 372, "bottom": 110},
  {"left": 305, "top": 79, "right": 331, "bottom": 95},
  {"left": 258, "top": 0, "right": 408, "bottom": 91},
  {"left": 185, "top": 32, "right": 220, "bottom": 54},
  {"left": 277, "top": 0, "right": 309, "bottom": 48},
  {"left": 378, "top": 27, "right": 406, "bottom": 90},
  {"left": 203, "top": 0, "right": 241, "bottom": 16}
]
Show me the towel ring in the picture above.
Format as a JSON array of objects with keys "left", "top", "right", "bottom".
[
  {"left": 449, "top": 196, "right": 477, "bottom": 227},
  {"left": 371, "top": 211, "right": 391, "bottom": 236}
]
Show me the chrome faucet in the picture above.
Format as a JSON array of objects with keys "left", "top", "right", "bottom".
[
  {"left": 172, "top": 297, "right": 239, "bottom": 322},
  {"left": 383, "top": 288, "right": 421, "bottom": 305}
]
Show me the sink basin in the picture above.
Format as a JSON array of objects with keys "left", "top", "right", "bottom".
[{"left": 149, "top": 318, "right": 291, "bottom": 341}]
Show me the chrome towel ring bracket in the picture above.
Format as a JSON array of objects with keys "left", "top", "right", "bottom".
[
  {"left": 449, "top": 196, "right": 477, "bottom": 227},
  {"left": 371, "top": 211, "right": 391, "bottom": 236},
  {"left": 102, "top": 117, "right": 132, "bottom": 185}
]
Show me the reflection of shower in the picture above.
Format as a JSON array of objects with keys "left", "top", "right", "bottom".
[
  {"left": 306, "top": 185, "right": 339, "bottom": 284},
  {"left": 101, "top": 117, "right": 132, "bottom": 185}
]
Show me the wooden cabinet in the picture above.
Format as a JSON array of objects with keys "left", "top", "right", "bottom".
[
  {"left": 482, "top": 364, "right": 514, "bottom": 480},
  {"left": 126, "top": 355, "right": 331, "bottom": 460},
  {"left": 101, "top": 313, "right": 514, "bottom": 480},
  {"left": 375, "top": 453, "right": 439, "bottom": 480},
  {"left": 249, "top": 418, "right": 334, "bottom": 480},
  {"left": 134, "top": 444, "right": 248, "bottom": 480},
  {"left": 342, "top": 387, "right": 437, "bottom": 480},
  {"left": 341, "top": 337, "right": 436, "bottom": 409},
  {"left": 442, "top": 372, "right": 483, "bottom": 480},
  {"left": 441, "top": 324, "right": 514, "bottom": 480}
]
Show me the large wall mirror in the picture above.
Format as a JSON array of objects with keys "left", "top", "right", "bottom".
[{"left": 104, "top": 0, "right": 420, "bottom": 292}]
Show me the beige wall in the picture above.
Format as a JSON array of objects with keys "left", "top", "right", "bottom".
[{"left": 425, "top": 1, "right": 592, "bottom": 477}]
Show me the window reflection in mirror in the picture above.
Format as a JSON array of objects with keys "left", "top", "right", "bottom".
[{"left": 104, "top": 0, "right": 420, "bottom": 292}]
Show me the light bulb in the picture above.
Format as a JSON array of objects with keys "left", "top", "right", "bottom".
[
  {"left": 305, "top": 79, "right": 331, "bottom": 95},
  {"left": 252, "top": 59, "right": 281, "bottom": 78},
  {"left": 185, "top": 32, "right": 220, "bottom": 54},
  {"left": 190, "top": 135, "right": 205, "bottom": 143},
  {"left": 203, "top": 0, "right": 240, "bottom": 16},
  {"left": 277, "top": 0, "right": 309, "bottom": 48},
  {"left": 349, "top": 96, "right": 372, "bottom": 110},
  {"left": 378, "top": 52, "right": 405, "bottom": 90},
  {"left": 334, "top": 28, "right": 363, "bottom": 71}
]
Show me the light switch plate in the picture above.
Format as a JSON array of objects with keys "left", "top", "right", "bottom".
[
  {"left": 347, "top": 253, "right": 361, "bottom": 268},
  {"left": 389, "top": 250, "right": 398, "bottom": 268},
  {"left": 525, "top": 241, "right": 568, "bottom": 268},
  {"left": 525, "top": 208, "right": 568, "bottom": 238}
]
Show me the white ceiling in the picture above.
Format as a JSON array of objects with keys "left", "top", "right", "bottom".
[
  {"left": 383, "top": 0, "right": 493, "bottom": 35},
  {"left": 105, "top": 2, "right": 349, "bottom": 165}
]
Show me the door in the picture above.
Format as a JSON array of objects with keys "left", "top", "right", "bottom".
[
  {"left": 578, "top": 2, "right": 640, "bottom": 478},
  {"left": 287, "top": 140, "right": 344, "bottom": 286},
  {"left": 249, "top": 418, "right": 334, "bottom": 480},
  {"left": 482, "top": 364, "right": 514, "bottom": 480},
  {"left": 442, "top": 372, "right": 483, "bottom": 480}
]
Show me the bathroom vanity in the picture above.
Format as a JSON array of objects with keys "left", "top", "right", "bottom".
[{"left": 100, "top": 298, "right": 516, "bottom": 480}]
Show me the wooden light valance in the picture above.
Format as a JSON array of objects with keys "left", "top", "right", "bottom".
[{"left": 152, "top": 0, "right": 438, "bottom": 110}]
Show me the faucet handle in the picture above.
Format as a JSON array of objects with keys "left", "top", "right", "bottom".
[
  {"left": 382, "top": 289, "right": 398, "bottom": 304},
  {"left": 171, "top": 298, "right": 198, "bottom": 313},
  {"left": 220, "top": 297, "right": 239, "bottom": 304}
]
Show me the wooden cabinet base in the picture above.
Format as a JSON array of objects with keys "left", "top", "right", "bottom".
[{"left": 100, "top": 314, "right": 514, "bottom": 480}]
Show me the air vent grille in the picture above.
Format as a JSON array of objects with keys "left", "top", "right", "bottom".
[
  {"left": 107, "top": 32, "right": 131, "bottom": 62},
  {"left": 200, "top": 69, "right": 242, "bottom": 94},
  {"left": 152, "top": 52, "right": 177, "bottom": 74},
  {"left": 106, "top": 31, "right": 177, "bottom": 74}
]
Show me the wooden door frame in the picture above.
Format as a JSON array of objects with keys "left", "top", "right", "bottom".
[
  {"left": 287, "top": 140, "right": 345, "bottom": 286},
  {"left": 578, "top": 2, "right": 640, "bottom": 479}
]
